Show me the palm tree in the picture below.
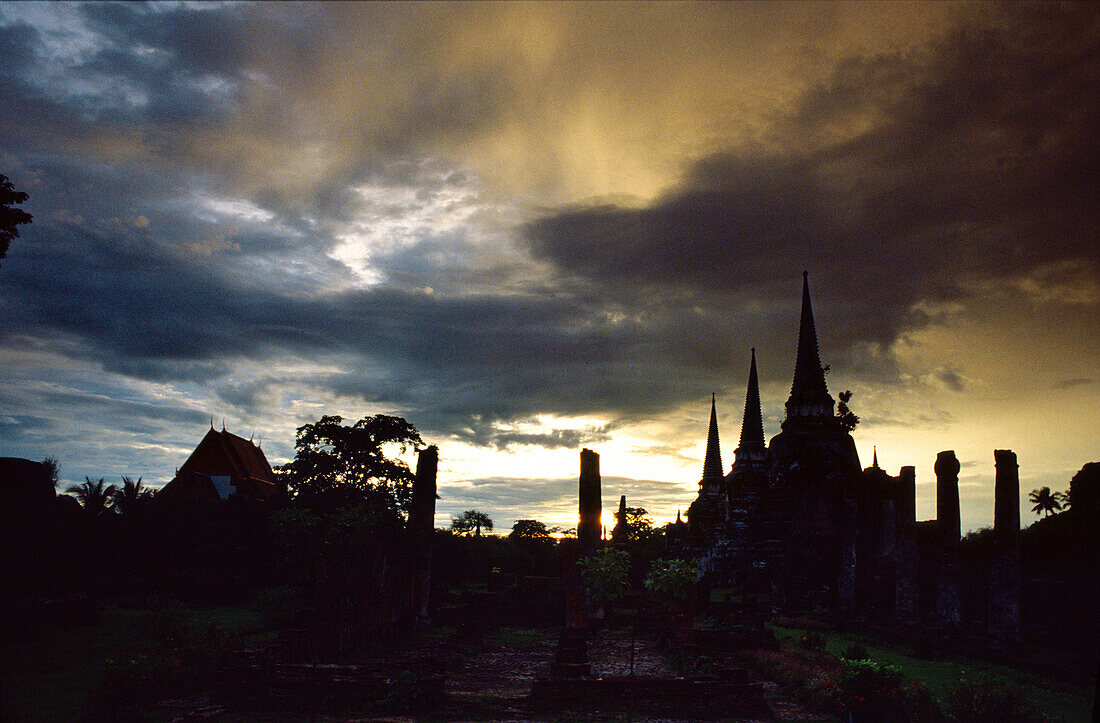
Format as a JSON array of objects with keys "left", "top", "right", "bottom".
[
  {"left": 1028, "top": 487, "right": 1063, "bottom": 518},
  {"left": 111, "top": 476, "right": 152, "bottom": 516},
  {"left": 1055, "top": 490, "right": 1071, "bottom": 510},
  {"left": 66, "top": 477, "right": 118, "bottom": 518}
]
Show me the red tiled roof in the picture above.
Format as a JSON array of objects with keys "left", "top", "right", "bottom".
[{"left": 160, "top": 428, "right": 282, "bottom": 503}]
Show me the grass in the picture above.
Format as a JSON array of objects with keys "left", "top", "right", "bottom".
[
  {"left": 1, "top": 599, "right": 265, "bottom": 722},
  {"left": 768, "top": 624, "right": 1094, "bottom": 722}
]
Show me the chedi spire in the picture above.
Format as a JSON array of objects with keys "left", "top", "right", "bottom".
[
  {"left": 702, "top": 392, "right": 723, "bottom": 483},
  {"left": 783, "top": 272, "right": 836, "bottom": 426},
  {"left": 734, "top": 348, "right": 766, "bottom": 466}
]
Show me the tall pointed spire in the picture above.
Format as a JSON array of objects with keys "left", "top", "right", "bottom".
[
  {"left": 734, "top": 348, "right": 766, "bottom": 466},
  {"left": 701, "top": 393, "right": 723, "bottom": 487},
  {"left": 784, "top": 272, "right": 835, "bottom": 425},
  {"left": 873, "top": 446, "right": 879, "bottom": 469}
]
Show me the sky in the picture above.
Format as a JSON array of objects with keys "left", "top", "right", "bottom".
[{"left": 0, "top": 2, "right": 1096, "bottom": 534}]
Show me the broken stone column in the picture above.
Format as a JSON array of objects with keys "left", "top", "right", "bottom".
[
  {"left": 894, "top": 465, "right": 920, "bottom": 626},
  {"left": 935, "top": 451, "right": 961, "bottom": 545},
  {"left": 989, "top": 449, "right": 1021, "bottom": 650},
  {"left": 578, "top": 448, "right": 602, "bottom": 558},
  {"left": 934, "top": 451, "right": 962, "bottom": 629},
  {"left": 409, "top": 445, "right": 438, "bottom": 625}
]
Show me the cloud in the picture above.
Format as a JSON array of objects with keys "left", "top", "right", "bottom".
[
  {"left": 0, "top": 1, "right": 1097, "bottom": 507},
  {"left": 436, "top": 473, "right": 692, "bottom": 529},
  {"left": 1051, "top": 378, "right": 1093, "bottom": 391},
  {"left": 524, "top": 3, "right": 1100, "bottom": 383}
]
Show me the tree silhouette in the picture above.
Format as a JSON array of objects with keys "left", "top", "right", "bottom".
[
  {"left": 509, "top": 518, "right": 551, "bottom": 540},
  {"left": 66, "top": 477, "right": 118, "bottom": 518},
  {"left": 41, "top": 457, "right": 59, "bottom": 489},
  {"left": 1055, "top": 489, "right": 1071, "bottom": 510},
  {"left": 837, "top": 390, "right": 860, "bottom": 431},
  {"left": 451, "top": 509, "right": 493, "bottom": 536},
  {"left": 621, "top": 506, "right": 654, "bottom": 542},
  {"left": 111, "top": 476, "right": 153, "bottom": 515},
  {"left": 1028, "top": 486, "right": 1062, "bottom": 517},
  {"left": 0, "top": 174, "right": 33, "bottom": 267},
  {"left": 278, "top": 414, "right": 422, "bottom": 513}
]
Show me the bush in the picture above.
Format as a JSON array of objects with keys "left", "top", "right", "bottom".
[
  {"left": 840, "top": 658, "right": 902, "bottom": 700},
  {"left": 799, "top": 631, "right": 825, "bottom": 650},
  {"left": 643, "top": 558, "right": 697, "bottom": 609},
  {"left": 578, "top": 549, "right": 630, "bottom": 603},
  {"left": 898, "top": 680, "right": 941, "bottom": 721},
  {"left": 943, "top": 674, "right": 1046, "bottom": 722},
  {"left": 842, "top": 641, "right": 869, "bottom": 660}
]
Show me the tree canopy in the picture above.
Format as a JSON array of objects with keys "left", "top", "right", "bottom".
[
  {"left": 67, "top": 477, "right": 117, "bottom": 518},
  {"left": 451, "top": 509, "right": 493, "bottom": 536},
  {"left": 509, "top": 518, "right": 551, "bottom": 541},
  {"left": 618, "top": 506, "right": 655, "bottom": 542},
  {"left": 278, "top": 414, "right": 422, "bottom": 514},
  {"left": 0, "top": 173, "right": 32, "bottom": 266},
  {"left": 112, "top": 476, "right": 153, "bottom": 515},
  {"left": 837, "top": 390, "right": 860, "bottom": 432},
  {"left": 1029, "top": 487, "right": 1063, "bottom": 518}
]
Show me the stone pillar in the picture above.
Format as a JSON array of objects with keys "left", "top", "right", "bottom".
[
  {"left": 935, "top": 451, "right": 961, "bottom": 545},
  {"left": 934, "top": 451, "right": 962, "bottom": 629},
  {"left": 409, "top": 445, "right": 438, "bottom": 625},
  {"left": 578, "top": 448, "right": 602, "bottom": 558},
  {"left": 989, "top": 449, "right": 1021, "bottom": 650},
  {"left": 895, "top": 466, "right": 920, "bottom": 626}
]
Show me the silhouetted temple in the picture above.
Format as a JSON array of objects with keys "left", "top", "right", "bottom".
[
  {"left": 679, "top": 274, "right": 1041, "bottom": 639},
  {"left": 158, "top": 426, "right": 284, "bottom": 504}
]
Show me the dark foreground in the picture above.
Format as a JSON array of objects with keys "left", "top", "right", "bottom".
[{"left": 3, "top": 597, "right": 1093, "bottom": 722}]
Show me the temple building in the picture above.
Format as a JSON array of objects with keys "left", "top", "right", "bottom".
[
  {"left": 681, "top": 273, "right": 1020, "bottom": 629},
  {"left": 157, "top": 426, "right": 284, "bottom": 505}
]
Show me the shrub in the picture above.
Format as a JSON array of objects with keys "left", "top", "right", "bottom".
[
  {"left": 578, "top": 548, "right": 630, "bottom": 603},
  {"left": 943, "top": 674, "right": 1045, "bottom": 722},
  {"left": 799, "top": 631, "right": 825, "bottom": 650},
  {"left": 643, "top": 558, "right": 697, "bottom": 608},
  {"left": 842, "top": 641, "right": 869, "bottom": 660},
  {"left": 898, "top": 680, "right": 941, "bottom": 721},
  {"left": 840, "top": 658, "right": 902, "bottom": 700}
]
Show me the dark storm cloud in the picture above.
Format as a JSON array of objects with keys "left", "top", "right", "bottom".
[
  {"left": 3, "top": 2, "right": 1096, "bottom": 467},
  {"left": 0, "top": 21, "right": 39, "bottom": 74},
  {"left": 524, "top": 4, "right": 1100, "bottom": 383},
  {"left": 488, "top": 426, "right": 612, "bottom": 451}
]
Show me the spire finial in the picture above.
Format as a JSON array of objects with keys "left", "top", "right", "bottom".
[
  {"left": 873, "top": 446, "right": 879, "bottom": 469},
  {"left": 701, "top": 393, "right": 723, "bottom": 484},
  {"left": 784, "top": 273, "right": 836, "bottom": 425},
  {"left": 734, "top": 347, "right": 766, "bottom": 466}
]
